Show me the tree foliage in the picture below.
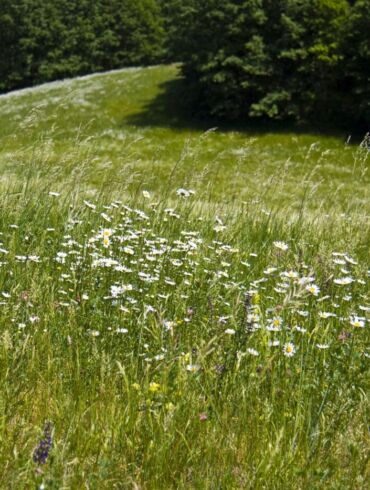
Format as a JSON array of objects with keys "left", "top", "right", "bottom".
[
  {"left": 341, "top": 0, "right": 370, "bottom": 126},
  {"left": 0, "top": 0, "right": 165, "bottom": 92},
  {"left": 177, "top": 0, "right": 369, "bottom": 127}
]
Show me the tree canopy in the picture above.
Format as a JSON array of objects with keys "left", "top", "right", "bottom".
[
  {"left": 176, "top": 0, "right": 369, "bottom": 127},
  {"left": 0, "top": 0, "right": 164, "bottom": 92}
]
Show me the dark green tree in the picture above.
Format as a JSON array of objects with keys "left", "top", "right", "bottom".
[
  {"left": 341, "top": 0, "right": 370, "bottom": 127},
  {"left": 252, "top": 0, "right": 350, "bottom": 122},
  {"left": 178, "top": 0, "right": 268, "bottom": 119},
  {"left": 0, "top": 1, "right": 27, "bottom": 91},
  {"left": 158, "top": 0, "right": 199, "bottom": 61},
  {"left": 0, "top": 0, "right": 165, "bottom": 92},
  {"left": 180, "top": 0, "right": 351, "bottom": 123}
]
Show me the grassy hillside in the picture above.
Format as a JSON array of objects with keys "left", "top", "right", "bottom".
[
  {"left": 0, "top": 64, "right": 368, "bottom": 213},
  {"left": 0, "top": 66, "right": 368, "bottom": 488}
]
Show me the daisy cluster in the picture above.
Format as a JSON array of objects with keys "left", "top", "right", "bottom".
[{"left": 1, "top": 192, "right": 369, "bottom": 370}]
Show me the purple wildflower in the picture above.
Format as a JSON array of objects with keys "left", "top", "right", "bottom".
[{"left": 33, "top": 422, "right": 53, "bottom": 465}]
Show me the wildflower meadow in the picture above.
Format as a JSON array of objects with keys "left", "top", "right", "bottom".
[{"left": 0, "top": 66, "right": 369, "bottom": 489}]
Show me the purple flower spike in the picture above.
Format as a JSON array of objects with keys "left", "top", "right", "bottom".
[{"left": 33, "top": 422, "right": 53, "bottom": 465}]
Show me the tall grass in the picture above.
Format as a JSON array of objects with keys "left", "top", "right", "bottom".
[
  {"left": 1, "top": 65, "right": 369, "bottom": 213},
  {"left": 0, "top": 65, "right": 368, "bottom": 488},
  {"left": 0, "top": 156, "right": 368, "bottom": 488}
]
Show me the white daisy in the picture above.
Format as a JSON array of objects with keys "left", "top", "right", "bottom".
[
  {"left": 306, "top": 284, "right": 320, "bottom": 296},
  {"left": 334, "top": 277, "right": 354, "bottom": 285},
  {"left": 350, "top": 317, "right": 365, "bottom": 328},
  {"left": 283, "top": 342, "right": 296, "bottom": 357},
  {"left": 273, "top": 241, "right": 289, "bottom": 251}
]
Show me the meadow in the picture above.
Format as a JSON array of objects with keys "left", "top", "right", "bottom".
[
  {"left": 0, "top": 65, "right": 369, "bottom": 489},
  {"left": 0, "top": 64, "right": 369, "bottom": 212}
]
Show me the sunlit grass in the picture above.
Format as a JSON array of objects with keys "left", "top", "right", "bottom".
[
  {"left": 0, "top": 65, "right": 368, "bottom": 488},
  {"left": 0, "top": 64, "right": 368, "bottom": 213},
  {"left": 0, "top": 176, "right": 368, "bottom": 488}
]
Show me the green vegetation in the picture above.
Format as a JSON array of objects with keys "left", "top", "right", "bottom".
[
  {"left": 179, "top": 0, "right": 370, "bottom": 127},
  {"left": 0, "top": 182, "right": 369, "bottom": 489},
  {"left": 1, "top": 1, "right": 369, "bottom": 129},
  {"left": 0, "top": 64, "right": 369, "bottom": 488},
  {"left": 0, "top": 0, "right": 164, "bottom": 92},
  {"left": 0, "top": 65, "right": 369, "bottom": 214}
]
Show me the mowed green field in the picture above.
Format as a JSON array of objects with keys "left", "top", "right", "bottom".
[
  {"left": 0, "top": 64, "right": 369, "bottom": 212},
  {"left": 0, "top": 66, "right": 369, "bottom": 489}
]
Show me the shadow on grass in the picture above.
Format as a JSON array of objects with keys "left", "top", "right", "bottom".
[
  {"left": 124, "top": 76, "right": 209, "bottom": 131},
  {"left": 125, "top": 75, "right": 364, "bottom": 141}
]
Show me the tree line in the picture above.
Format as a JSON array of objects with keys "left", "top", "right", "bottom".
[
  {"left": 175, "top": 0, "right": 370, "bottom": 128},
  {"left": 0, "top": 0, "right": 164, "bottom": 92},
  {"left": 1, "top": 0, "right": 369, "bottom": 127}
]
